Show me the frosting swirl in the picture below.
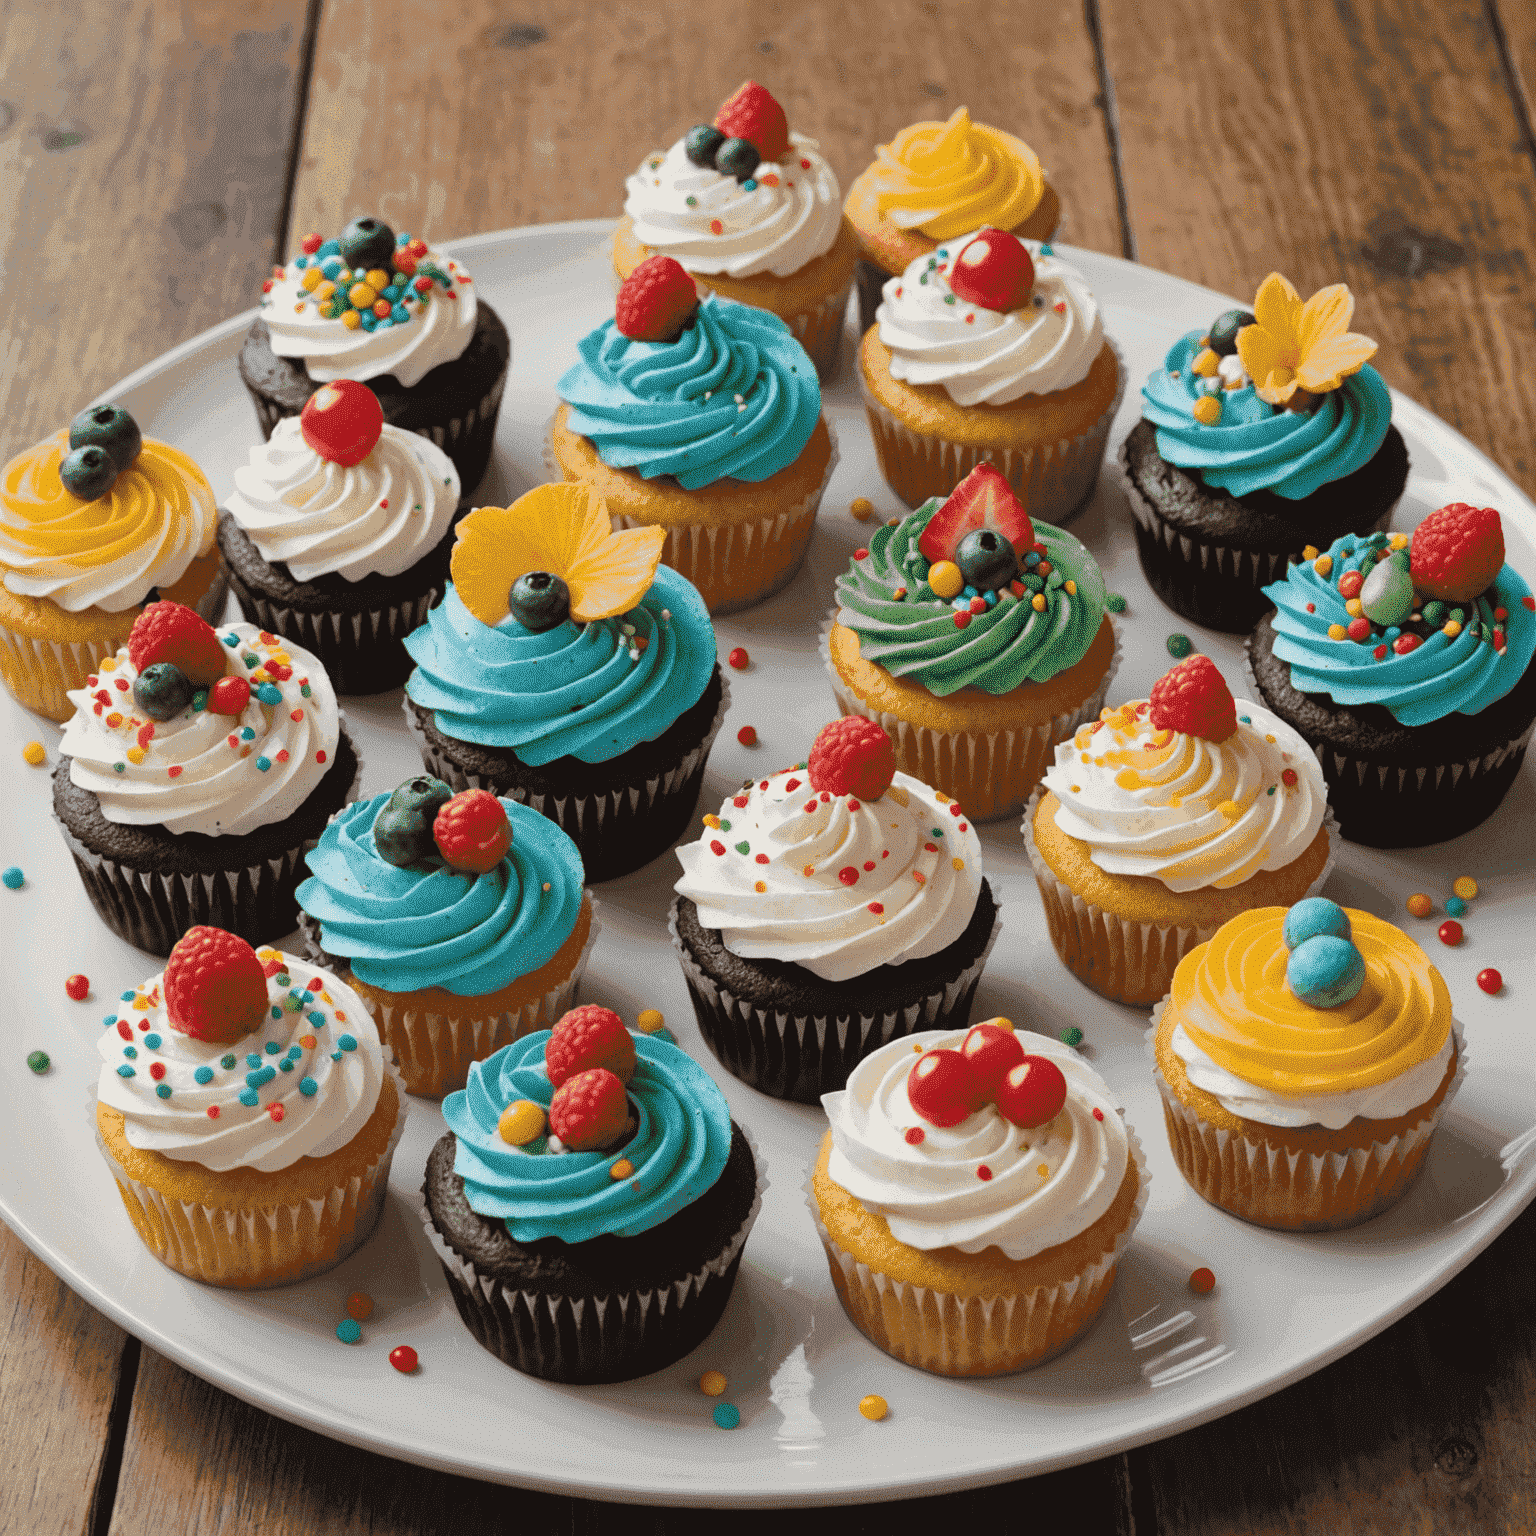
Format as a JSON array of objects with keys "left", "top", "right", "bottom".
[
  {"left": 823, "top": 1030, "right": 1129, "bottom": 1259},
  {"left": 404, "top": 565, "right": 715, "bottom": 765},
  {"left": 0, "top": 430, "right": 217, "bottom": 613},
  {"left": 834, "top": 502, "right": 1108, "bottom": 696},
  {"left": 1042, "top": 696, "right": 1328, "bottom": 891},
  {"left": 1142, "top": 333, "right": 1392, "bottom": 500},
  {"left": 556, "top": 294, "right": 821, "bottom": 489},
  {"left": 443, "top": 1031, "right": 732, "bottom": 1243},
  {"left": 296, "top": 793, "right": 585, "bottom": 997},
  {"left": 674, "top": 767, "right": 983, "bottom": 983},
  {"left": 60, "top": 622, "right": 341, "bottom": 836},
  {"left": 224, "top": 416, "right": 460, "bottom": 582},
  {"left": 623, "top": 132, "right": 841, "bottom": 279},
  {"left": 876, "top": 235, "right": 1103, "bottom": 406},
  {"left": 96, "top": 951, "right": 388, "bottom": 1173}
]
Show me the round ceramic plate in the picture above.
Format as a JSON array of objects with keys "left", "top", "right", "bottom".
[{"left": 3, "top": 221, "right": 1534, "bottom": 1508}]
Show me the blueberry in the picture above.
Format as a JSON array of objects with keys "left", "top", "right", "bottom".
[
  {"left": 132, "top": 662, "right": 193, "bottom": 721},
  {"left": 68, "top": 405, "right": 142, "bottom": 472},
  {"left": 372, "top": 803, "right": 438, "bottom": 869},
  {"left": 338, "top": 216, "right": 397, "bottom": 273},
  {"left": 954, "top": 529, "right": 1020, "bottom": 593},
  {"left": 714, "top": 137, "right": 761, "bottom": 182},
  {"left": 385, "top": 774, "right": 453, "bottom": 822},
  {"left": 510, "top": 571, "right": 571, "bottom": 632},
  {"left": 685, "top": 124, "right": 726, "bottom": 168},
  {"left": 1206, "top": 309, "right": 1255, "bottom": 357},
  {"left": 59, "top": 445, "right": 118, "bottom": 501}
]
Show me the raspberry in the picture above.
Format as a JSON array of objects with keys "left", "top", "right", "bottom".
[
  {"left": 432, "top": 790, "right": 512, "bottom": 872},
  {"left": 127, "top": 602, "right": 226, "bottom": 687},
  {"left": 1410, "top": 503, "right": 1505, "bottom": 603},
  {"left": 615, "top": 255, "right": 700, "bottom": 343},
  {"left": 546, "top": 1005, "right": 637, "bottom": 1088},
  {"left": 713, "top": 80, "right": 790, "bottom": 162},
  {"left": 548, "top": 1067, "right": 632, "bottom": 1152},
  {"left": 1148, "top": 654, "right": 1238, "bottom": 742},
  {"left": 807, "top": 717, "right": 897, "bottom": 801},
  {"left": 164, "top": 926, "right": 268, "bottom": 1043}
]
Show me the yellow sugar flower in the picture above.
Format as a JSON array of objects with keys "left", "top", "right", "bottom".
[
  {"left": 451, "top": 482, "right": 665, "bottom": 628},
  {"left": 1236, "top": 273, "right": 1378, "bottom": 406}
]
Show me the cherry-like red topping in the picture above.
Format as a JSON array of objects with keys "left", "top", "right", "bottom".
[
  {"left": 995, "top": 1055, "right": 1068, "bottom": 1128},
  {"left": 947, "top": 228, "right": 1035, "bottom": 312},
  {"left": 300, "top": 380, "right": 384, "bottom": 466},
  {"left": 959, "top": 1022, "right": 1025, "bottom": 1097},
  {"left": 906, "top": 1048, "right": 981, "bottom": 1127},
  {"left": 210, "top": 675, "right": 252, "bottom": 715}
]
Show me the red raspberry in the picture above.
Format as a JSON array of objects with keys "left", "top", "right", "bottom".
[
  {"left": 615, "top": 255, "right": 700, "bottom": 343},
  {"left": 1410, "top": 503, "right": 1505, "bottom": 603},
  {"left": 1149, "top": 654, "right": 1238, "bottom": 743},
  {"left": 432, "top": 790, "right": 512, "bottom": 872},
  {"left": 713, "top": 80, "right": 790, "bottom": 162},
  {"left": 127, "top": 602, "right": 227, "bottom": 688},
  {"left": 164, "top": 926, "right": 268, "bottom": 1043},
  {"left": 548, "top": 1067, "right": 632, "bottom": 1152},
  {"left": 546, "top": 1005, "right": 637, "bottom": 1088},
  {"left": 807, "top": 717, "right": 897, "bottom": 801}
]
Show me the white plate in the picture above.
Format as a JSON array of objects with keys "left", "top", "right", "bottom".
[{"left": 3, "top": 220, "right": 1534, "bottom": 1508}]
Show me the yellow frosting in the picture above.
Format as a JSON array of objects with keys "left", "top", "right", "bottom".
[
  {"left": 1171, "top": 907, "right": 1452, "bottom": 1095},
  {"left": 870, "top": 107, "right": 1044, "bottom": 240}
]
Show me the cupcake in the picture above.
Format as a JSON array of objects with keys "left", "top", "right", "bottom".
[
  {"left": 403, "top": 484, "right": 727, "bottom": 881},
  {"left": 54, "top": 604, "right": 358, "bottom": 956},
  {"left": 0, "top": 405, "right": 225, "bottom": 722},
  {"left": 825, "top": 463, "right": 1119, "bottom": 822},
  {"left": 297, "top": 778, "right": 598, "bottom": 1097},
  {"left": 844, "top": 107, "right": 1061, "bottom": 332},
  {"left": 1024, "top": 654, "right": 1337, "bottom": 1006},
  {"left": 671, "top": 717, "right": 1000, "bottom": 1103},
  {"left": 859, "top": 227, "right": 1121, "bottom": 517},
  {"left": 1246, "top": 507, "right": 1536, "bottom": 846},
  {"left": 1122, "top": 272, "right": 1409, "bottom": 633},
  {"left": 549, "top": 256, "right": 835, "bottom": 613},
  {"left": 95, "top": 927, "right": 405, "bottom": 1288},
  {"left": 613, "top": 81, "right": 860, "bottom": 379},
  {"left": 239, "top": 216, "right": 509, "bottom": 492},
  {"left": 1152, "top": 900, "right": 1462, "bottom": 1230},
  {"left": 811, "top": 1022, "right": 1147, "bottom": 1376},
  {"left": 421, "top": 1005, "right": 761, "bottom": 1384}
]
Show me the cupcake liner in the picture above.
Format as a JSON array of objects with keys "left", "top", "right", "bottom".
[
  {"left": 806, "top": 1125, "right": 1150, "bottom": 1376},
  {"left": 787, "top": 278, "right": 854, "bottom": 381},
  {"left": 669, "top": 898, "right": 1003, "bottom": 1103},
  {"left": 1147, "top": 1002, "right": 1466, "bottom": 1231},
  {"left": 415, "top": 1123, "right": 766, "bottom": 1384},
  {"left": 298, "top": 895, "right": 601, "bottom": 1098},
  {"left": 820, "top": 610, "right": 1122, "bottom": 823},
  {"left": 855, "top": 256, "right": 893, "bottom": 338},
  {"left": 1021, "top": 785, "right": 1341, "bottom": 1006}
]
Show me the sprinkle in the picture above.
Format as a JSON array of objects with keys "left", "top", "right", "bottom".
[
  {"left": 699, "top": 1370, "right": 728, "bottom": 1397},
  {"left": 1477, "top": 968, "right": 1504, "bottom": 995},
  {"left": 1453, "top": 876, "right": 1478, "bottom": 900},
  {"left": 1438, "top": 920, "right": 1464, "bottom": 947},
  {"left": 22, "top": 741, "right": 44, "bottom": 766},
  {"left": 336, "top": 1318, "right": 363, "bottom": 1344},
  {"left": 2, "top": 867, "right": 24, "bottom": 889},
  {"left": 299, "top": 1076, "right": 318, "bottom": 1096},
  {"left": 710, "top": 840, "right": 726, "bottom": 856},
  {"left": 1037, "top": 1163, "right": 1049, "bottom": 1178},
  {"left": 637, "top": 1009, "right": 666, "bottom": 1034},
  {"left": 952, "top": 857, "right": 965, "bottom": 871},
  {"left": 904, "top": 1126, "right": 925, "bottom": 1145},
  {"left": 1093, "top": 1107, "right": 1104, "bottom": 1121},
  {"left": 854, "top": 547, "right": 869, "bottom": 561},
  {"left": 1313, "top": 555, "right": 1334, "bottom": 577},
  {"left": 1166, "top": 633, "right": 1193, "bottom": 658},
  {"left": 859, "top": 1395, "right": 888, "bottom": 1422},
  {"left": 155, "top": 1083, "right": 172, "bottom": 1099},
  {"left": 713, "top": 1404, "right": 741, "bottom": 1430},
  {"left": 868, "top": 902, "right": 884, "bottom": 915},
  {"left": 610, "top": 1158, "right": 634, "bottom": 1180},
  {"left": 1405, "top": 892, "right": 1434, "bottom": 919},
  {"left": 1189, "top": 1267, "right": 1217, "bottom": 1295},
  {"left": 953, "top": 611, "right": 971, "bottom": 629},
  {"left": 850, "top": 497, "right": 874, "bottom": 521},
  {"left": 727, "top": 647, "right": 749, "bottom": 670},
  {"left": 389, "top": 1345, "right": 419, "bottom": 1374},
  {"left": 346, "top": 1291, "right": 374, "bottom": 1321},
  {"left": 116, "top": 1064, "right": 135, "bottom": 1078},
  {"left": 27, "top": 1050, "right": 49, "bottom": 1074},
  {"left": 736, "top": 725, "right": 757, "bottom": 746},
  {"left": 1060, "top": 1026, "right": 1084, "bottom": 1048}
]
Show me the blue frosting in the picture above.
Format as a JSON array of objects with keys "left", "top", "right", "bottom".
[
  {"left": 404, "top": 563, "right": 715, "bottom": 765},
  {"left": 1141, "top": 332, "right": 1392, "bottom": 500},
  {"left": 443, "top": 1031, "right": 733, "bottom": 1243},
  {"left": 557, "top": 293, "right": 821, "bottom": 490}
]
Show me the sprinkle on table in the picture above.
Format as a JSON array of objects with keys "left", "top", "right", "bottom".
[
  {"left": 850, "top": 497, "right": 874, "bottom": 521},
  {"left": 727, "top": 647, "right": 750, "bottom": 670},
  {"left": 336, "top": 1318, "right": 363, "bottom": 1344},
  {"left": 388, "top": 1345, "right": 419, "bottom": 1374},
  {"left": 1189, "top": 1267, "right": 1217, "bottom": 1295},
  {"left": 712, "top": 1403, "right": 741, "bottom": 1430},
  {"left": 637, "top": 1009, "right": 666, "bottom": 1034},
  {"left": 346, "top": 1292, "right": 374, "bottom": 1321},
  {"left": 26, "top": 1050, "right": 50, "bottom": 1075},
  {"left": 698, "top": 1370, "right": 728, "bottom": 1397},
  {"left": 2, "top": 866, "right": 23, "bottom": 890},
  {"left": 22, "top": 740, "right": 45, "bottom": 766},
  {"left": 858, "top": 1394, "right": 889, "bottom": 1421},
  {"left": 1438, "top": 920, "right": 1464, "bottom": 947},
  {"left": 1453, "top": 876, "right": 1479, "bottom": 901},
  {"left": 1477, "top": 968, "right": 1504, "bottom": 995},
  {"left": 1060, "top": 1026, "right": 1084, "bottom": 1048},
  {"left": 1405, "top": 893, "right": 1433, "bottom": 919},
  {"left": 65, "top": 974, "right": 90, "bottom": 1001},
  {"left": 1166, "top": 633, "right": 1193, "bottom": 658},
  {"left": 1105, "top": 592, "right": 1128, "bottom": 614},
  {"left": 736, "top": 725, "right": 758, "bottom": 747}
]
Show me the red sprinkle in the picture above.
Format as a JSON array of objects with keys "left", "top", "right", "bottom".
[
  {"left": 949, "top": 804, "right": 963, "bottom": 817},
  {"left": 904, "top": 1126, "right": 925, "bottom": 1145},
  {"left": 149, "top": 1062, "right": 166, "bottom": 1081},
  {"left": 207, "top": 1106, "right": 220, "bottom": 1118},
  {"left": 803, "top": 801, "right": 817, "bottom": 813},
  {"left": 1093, "top": 1107, "right": 1104, "bottom": 1121},
  {"left": 863, "top": 860, "right": 876, "bottom": 871},
  {"left": 710, "top": 840, "right": 726, "bottom": 856},
  {"left": 1346, "top": 616, "right": 1372, "bottom": 641},
  {"left": 1189, "top": 1267, "right": 1216, "bottom": 1295},
  {"left": 838, "top": 866, "right": 859, "bottom": 886},
  {"left": 117, "top": 1021, "right": 133, "bottom": 1040},
  {"left": 270, "top": 1103, "right": 285, "bottom": 1121},
  {"left": 316, "top": 750, "right": 327, "bottom": 763},
  {"left": 1281, "top": 768, "right": 1298, "bottom": 786},
  {"left": 953, "top": 611, "right": 971, "bottom": 629},
  {"left": 65, "top": 974, "right": 89, "bottom": 1001},
  {"left": 733, "top": 795, "right": 748, "bottom": 808},
  {"left": 1524, "top": 596, "right": 1535, "bottom": 611},
  {"left": 1393, "top": 634, "right": 1422, "bottom": 655},
  {"left": 1306, "top": 602, "right": 1316, "bottom": 613},
  {"left": 1438, "top": 920, "right": 1464, "bottom": 947},
  {"left": 389, "top": 1345, "right": 419, "bottom": 1374},
  {"left": 969, "top": 595, "right": 987, "bottom": 614},
  {"left": 853, "top": 548, "right": 869, "bottom": 561},
  {"left": 785, "top": 778, "right": 801, "bottom": 791},
  {"left": 976, "top": 1165, "right": 993, "bottom": 1181},
  {"left": 755, "top": 853, "right": 769, "bottom": 865},
  {"left": 868, "top": 902, "right": 884, "bottom": 914},
  {"left": 736, "top": 725, "right": 757, "bottom": 746},
  {"left": 1374, "top": 645, "right": 1388, "bottom": 660},
  {"left": 167, "top": 765, "right": 183, "bottom": 778},
  {"left": 1477, "top": 968, "right": 1504, "bottom": 995},
  {"left": 728, "top": 647, "right": 750, "bottom": 670},
  {"left": 114, "top": 677, "right": 129, "bottom": 692}
]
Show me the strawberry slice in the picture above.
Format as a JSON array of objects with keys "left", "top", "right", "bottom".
[
  {"left": 714, "top": 81, "right": 790, "bottom": 163},
  {"left": 917, "top": 464, "right": 1035, "bottom": 565}
]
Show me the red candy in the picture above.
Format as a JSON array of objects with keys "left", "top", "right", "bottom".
[
  {"left": 995, "top": 1055, "right": 1068, "bottom": 1129},
  {"left": 946, "top": 227, "right": 1036, "bottom": 313},
  {"left": 300, "top": 380, "right": 384, "bottom": 467},
  {"left": 546, "top": 1005, "right": 636, "bottom": 1088},
  {"left": 1393, "top": 633, "right": 1422, "bottom": 655},
  {"left": 549, "top": 1067, "right": 632, "bottom": 1152},
  {"left": 210, "top": 675, "right": 251, "bottom": 716},
  {"left": 959, "top": 1023, "right": 1025, "bottom": 1097},
  {"left": 614, "top": 254, "right": 699, "bottom": 343},
  {"left": 1477, "top": 968, "right": 1504, "bottom": 995},
  {"left": 1189, "top": 1267, "right": 1217, "bottom": 1296},
  {"left": 1347, "top": 616, "right": 1373, "bottom": 641},
  {"left": 128, "top": 602, "right": 227, "bottom": 687},
  {"left": 736, "top": 725, "right": 757, "bottom": 746},
  {"left": 917, "top": 463, "right": 1034, "bottom": 564},
  {"left": 1438, "top": 920, "right": 1464, "bottom": 947},
  {"left": 728, "top": 647, "right": 750, "bottom": 670},
  {"left": 807, "top": 717, "right": 897, "bottom": 801},
  {"left": 1149, "top": 654, "right": 1238, "bottom": 743},
  {"left": 432, "top": 790, "right": 512, "bottom": 873},
  {"left": 388, "top": 1345, "right": 418, "bottom": 1374},
  {"left": 1338, "top": 570, "right": 1364, "bottom": 599},
  {"left": 164, "top": 927, "right": 267, "bottom": 1043},
  {"left": 64, "top": 974, "right": 89, "bottom": 1001},
  {"left": 1411, "top": 503, "right": 1505, "bottom": 603},
  {"left": 714, "top": 80, "right": 790, "bottom": 162},
  {"left": 906, "top": 1048, "right": 981, "bottom": 1128}
]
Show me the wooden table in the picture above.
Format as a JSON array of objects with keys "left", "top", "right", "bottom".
[{"left": 4, "top": 1, "right": 1536, "bottom": 1529}]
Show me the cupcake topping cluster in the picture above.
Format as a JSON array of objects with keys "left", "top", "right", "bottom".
[
  {"left": 59, "top": 404, "right": 143, "bottom": 502},
  {"left": 681, "top": 81, "right": 794, "bottom": 190},
  {"left": 1281, "top": 899, "right": 1366, "bottom": 1009},
  {"left": 893, "top": 237, "right": 1061, "bottom": 330},
  {"left": 907, "top": 1021, "right": 1069, "bottom": 1134},
  {"left": 371, "top": 775, "right": 514, "bottom": 873}
]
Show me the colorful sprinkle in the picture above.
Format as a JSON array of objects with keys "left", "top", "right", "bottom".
[
  {"left": 736, "top": 725, "right": 758, "bottom": 746},
  {"left": 1165, "top": 633, "right": 1192, "bottom": 659},
  {"left": 637, "top": 1009, "right": 666, "bottom": 1034},
  {"left": 610, "top": 1158, "right": 634, "bottom": 1180},
  {"left": 713, "top": 1403, "right": 741, "bottom": 1430},
  {"left": 1189, "top": 1267, "right": 1217, "bottom": 1295},
  {"left": 346, "top": 1291, "right": 374, "bottom": 1321},
  {"left": 26, "top": 1050, "right": 49, "bottom": 1074},
  {"left": 1453, "top": 876, "right": 1479, "bottom": 901},
  {"left": 1438, "top": 920, "right": 1464, "bottom": 947},
  {"left": 1060, "top": 1026, "right": 1084, "bottom": 1048},
  {"left": 2, "top": 867, "right": 23, "bottom": 889},
  {"left": 1445, "top": 896, "right": 1467, "bottom": 918},
  {"left": 336, "top": 1318, "right": 363, "bottom": 1344},
  {"left": 1477, "top": 968, "right": 1504, "bottom": 995},
  {"left": 850, "top": 497, "right": 874, "bottom": 521},
  {"left": 65, "top": 973, "right": 90, "bottom": 1001},
  {"left": 388, "top": 1345, "right": 418, "bottom": 1374},
  {"left": 22, "top": 741, "right": 45, "bottom": 766},
  {"left": 727, "top": 647, "right": 750, "bottom": 670},
  {"left": 699, "top": 1370, "right": 728, "bottom": 1397},
  {"left": 904, "top": 1126, "right": 925, "bottom": 1145},
  {"left": 1406, "top": 893, "right": 1433, "bottom": 919},
  {"left": 858, "top": 1394, "right": 888, "bottom": 1422}
]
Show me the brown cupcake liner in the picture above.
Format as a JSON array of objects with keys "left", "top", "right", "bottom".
[{"left": 784, "top": 278, "right": 853, "bottom": 380}]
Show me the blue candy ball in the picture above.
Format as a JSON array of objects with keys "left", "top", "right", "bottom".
[
  {"left": 1287, "top": 935, "right": 1366, "bottom": 1008},
  {"left": 1282, "top": 898, "right": 1352, "bottom": 951},
  {"left": 1446, "top": 896, "right": 1467, "bottom": 918}
]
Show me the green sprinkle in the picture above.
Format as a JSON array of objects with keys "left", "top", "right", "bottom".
[
  {"left": 735, "top": 841, "right": 751, "bottom": 855},
  {"left": 1059, "top": 1027, "right": 1084, "bottom": 1048},
  {"left": 1268, "top": 784, "right": 1277, "bottom": 795},
  {"left": 114, "top": 762, "right": 126, "bottom": 773},
  {"left": 1166, "top": 633, "right": 1193, "bottom": 658},
  {"left": 1105, "top": 592, "right": 1127, "bottom": 613},
  {"left": 943, "top": 293, "right": 956, "bottom": 304},
  {"left": 719, "top": 820, "right": 731, "bottom": 832},
  {"left": 26, "top": 1050, "right": 49, "bottom": 1074}
]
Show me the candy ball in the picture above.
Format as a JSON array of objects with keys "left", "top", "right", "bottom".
[
  {"left": 1438, "top": 920, "right": 1463, "bottom": 947},
  {"left": 59, "top": 444, "right": 118, "bottom": 501},
  {"left": 685, "top": 124, "right": 725, "bottom": 167},
  {"left": 1406, "top": 892, "right": 1433, "bottom": 919},
  {"left": 1445, "top": 896, "right": 1467, "bottom": 918},
  {"left": 1206, "top": 309, "right": 1255, "bottom": 357},
  {"left": 509, "top": 571, "right": 570, "bottom": 632},
  {"left": 1286, "top": 935, "right": 1366, "bottom": 1007},
  {"left": 300, "top": 380, "right": 384, "bottom": 466},
  {"left": 1360, "top": 554, "right": 1414, "bottom": 627},
  {"left": 69, "top": 404, "right": 142, "bottom": 472},
  {"left": 1477, "top": 968, "right": 1503, "bottom": 995},
  {"left": 948, "top": 228, "right": 1036, "bottom": 312},
  {"left": 1453, "top": 876, "right": 1479, "bottom": 901},
  {"left": 210, "top": 675, "right": 251, "bottom": 715},
  {"left": 133, "top": 662, "right": 193, "bottom": 722},
  {"left": 338, "top": 215, "right": 397, "bottom": 272},
  {"left": 1282, "top": 898, "right": 1352, "bottom": 951},
  {"left": 928, "top": 560, "right": 964, "bottom": 600}
]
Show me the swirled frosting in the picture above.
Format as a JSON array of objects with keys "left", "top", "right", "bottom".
[
  {"left": 834, "top": 501, "right": 1108, "bottom": 696},
  {"left": 876, "top": 234, "right": 1103, "bottom": 406},
  {"left": 224, "top": 416, "right": 460, "bottom": 582},
  {"left": 1042, "top": 696, "right": 1328, "bottom": 891},
  {"left": 623, "top": 132, "right": 841, "bottom": 279},
  {"left": 674, "top": 766, "right": 983, "bottom": 983},
  {"left": 1262, "top": 530, "right": 1536, "bottom": 727},
  {"left": 260, "top": 243, "right": 478, "bottom": 389},
  {"left": 97, "top": 951, "right": 389, "bottom": 1173},
  {"left": 864, "top": 108, "right": 1045, "bottom": 240},
  {"left": 443, "top": 1030, "right": 732, "bottom": 1243},
  {"left": 823, "top": 1030, "right": 1129, "bottom": 1259},
  {"left": 0, "top": 430, "right": 217, "bottom": 613},
  {"left": 296, "top": 793, "right": 585, "bottom": 997},
  {"left": 404, "top": 565, "right": 715, "bottom": 766},
  {"left": 1142, "top": 333, "right": 1392, "bottom": 500},
  {"left": 556, "top": 294, "right": 821, "bottom": 489},
  {"left": 60, "top": 623, "right": 341, "bottom": 836}
]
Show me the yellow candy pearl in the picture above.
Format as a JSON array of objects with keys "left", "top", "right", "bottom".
[
  {"left": 22, "top": 741, "right": 45, "bottom": 766},
  {"left": 314, "top": 280, "right": 336, "bottom": 302},
  {"left": 341, "top": 310, "right": 362, "bottom": 329},
  {"left": 497, "top": 1100, "right": 546, "bottom": 1146},
  {"left": 1191, "top": 347, "right": 1220, "bottom": 378},
  {"left": 1453, "top": 876, "right": 1478, "bottom": 900},
  {"left": 858, "top": 1394, "right": 888, "bottom": 1422},
  {"left": 366, "top": 268, "right": 391, "bottom": 291},
  {"left": 699, "top": 1370, "right": 728, "bottom": 1397},
  {"left": 1192, "top": 395, "right": 1222, "bottom": 425},
  {"left": 1314, "top": 555, "right": 1334, "bottom": 577},
  {"left": 1443, "top": 620, "right": 1463, "bottom": 638},
  {"left": 637, "top": 1008, "right": 666, "bottom": 1034},
  {"left": 349, "top": 282, "right": 378, "bottom": 309},
  {"left": 928, "top": 560, "right": 963, "bottom": 599},
  {"left": 301, "top": 267, "right": 322, "bottom": 292}
]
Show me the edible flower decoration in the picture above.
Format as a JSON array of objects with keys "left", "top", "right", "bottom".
[
  {"left": 449, "top": 483, "right": 665, "bottom": 631},
  {"left": 907, "top": 1019, "right": 1068, "bottom": 1130},
  {"left": 1236, "top": 273, "right": 1378, "bottom": 408}
]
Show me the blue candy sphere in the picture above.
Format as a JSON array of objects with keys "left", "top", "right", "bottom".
[
  {"left": 1282, "top": 898, "right": 1352, "bottom": 951},
  {"left": 1287, "top": 935, "right": 1366, "bottom": 1008},
  {"left": 1446, "top": 896, "right": 1467, "bottom": 918}
]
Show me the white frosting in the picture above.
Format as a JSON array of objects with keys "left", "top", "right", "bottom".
[
  {"left": 875, "top": 232, "right": 1104, "bottom": 406},
  {"left": 622, "top": 132, "right": 842, "bottom": 279},
  {"left": 674, "top": 768, "right": 983, "bottom": 984},
  {"left": 97, "top": 953, "right": 390, "bottom": 1173},
  {"left": 60, "top": 622, "right": 341, "bottom": 836},
  {"left": 824, "top": 1030, "right": 1130, "bottom": 1260},
  {"left": 261, "top": 244, "right": 478, "bottom": 389},
  {"left": 1042, "top": 698, "right": 1328, "bottom": 892},
  {"left": 224, "top": 417, "right": 460, "bottom": 582}
]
